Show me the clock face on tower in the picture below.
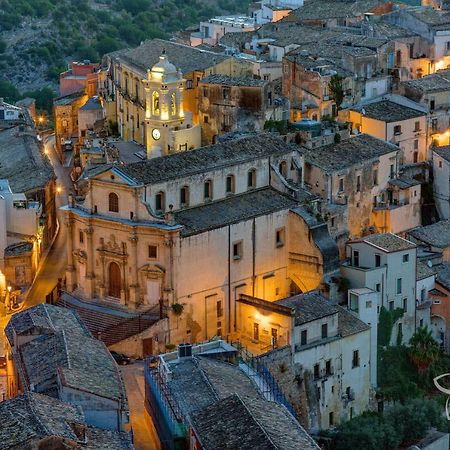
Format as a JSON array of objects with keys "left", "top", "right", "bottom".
[{"left": 152, "top": 128, "right": 161, "bottom": 140}]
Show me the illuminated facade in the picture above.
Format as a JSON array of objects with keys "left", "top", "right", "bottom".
[
  {"left": 143, "top": 52, "right": 200, "bottom": 158},
  {"left": 63, "top": 134, "right": 339, "bottom": 346}
]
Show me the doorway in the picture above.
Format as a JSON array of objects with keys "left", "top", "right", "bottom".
[{"left": 108, "top": 262, "right": 121, "bottom": 298}]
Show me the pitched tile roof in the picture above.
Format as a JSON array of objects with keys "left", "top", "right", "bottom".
[
  {"left": 416, "top": 260, "right": 436, "bottom": 281},
  {"left": 337, "top": 306, "right": 370, "bottom": 337},
  {"left": 408, "top": 220, "right": 450, "bottom": 248},
  {"left": 433, "top": 145, "right": 450, "bottom": 163},
  {"left": 351, "top": 100, "right": 425, "bottom": 122},
  {"left": 174, "top": 188, "right": 299, "bottom": 237},
  {"left": 302, "top": 134, "right": 398, "bottom": 172},
  {"left": 8, "top": 305, "right": 127, "bottom": 406},
  {"left": 200, "top": 74, "right": 267, "bottom": 87},
  {"left": 0, "top": 126, "right": 55, "bottom": 193},
  {"left": 362, "top": 233, "right": 416, "bottom": 252},
  {"left": 111, "top": 38, "right": 229, "bottom": 75},
  {"left": 436, "top": 262, "right": 450, "bottom": 290},
  {"left": 276, "top": 291, "right": 340, "bottom": 325},
  {"left": 402, "top": 74, "right": 450, "bottom": 94},
  {"left": 118, "top": 133, "right": 297, "bottom": 185},
  {"left": 0, "top": 393, "right": 84, "bottom": 449},
  {"left": 167, "top": 356, "right": 319, "bottom": 449},
  {"left": 191, "top": 394, "right": 320, "bottom": 450}
]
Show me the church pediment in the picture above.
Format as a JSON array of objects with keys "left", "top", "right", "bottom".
[
  {"left": 139, "top": 263, "right": 165, "bottom": 277},
  {"left": 92, "top": 166, "right": 139, "bottom": 186}
]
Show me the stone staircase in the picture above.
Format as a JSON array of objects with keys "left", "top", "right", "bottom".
[{"left": 56, "top": 293, "right": 161, "bottom": 346}]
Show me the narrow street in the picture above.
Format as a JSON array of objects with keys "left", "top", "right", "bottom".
[
  {"left": 26, "top": 136, "right": 73, "bottom": 306},
  {"left": 121, "top": 362, "right": 161, "bottom": 450}
]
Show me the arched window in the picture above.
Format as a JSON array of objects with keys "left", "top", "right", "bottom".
[
  {"left": 279, "top": 161, "right": 288, "bottom": 177},
  {"left": 247, "top": 169, "right": 256, "bottom": 189},
  {"left": 155, "top": 191, "right": 165, "bottom": 213},
  {"left": 180, "top": 186, "right": 189, "bottom": 207},
  {"left": 171, "top": 92, "right": 176, "bottom": 116},
  {"left": 108, "top": 193, "right": 119, "bottom": 213},
  {"left": 152, "top": 91, "right": 160, "bottom": 115},
  {"left": 226, "top": 174, "right": 235, "bottom": 194},
  {"left": 204, "top": 179, "right": 213, "bottom": 201}
]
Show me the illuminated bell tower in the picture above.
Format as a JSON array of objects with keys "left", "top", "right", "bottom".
[{"left": 143, "top": 51, "right": 188, "bottom": 158}]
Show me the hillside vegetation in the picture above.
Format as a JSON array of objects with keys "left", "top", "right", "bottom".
[{"left": 0, "top": 0, "right": 250, "bottom": 100}]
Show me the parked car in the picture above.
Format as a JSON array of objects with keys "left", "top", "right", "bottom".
[
  {"left": 110, "top": 351, "right": 131, "bottom": 366},
  {"left": 0, "top": 356, "right": 6, "bottom": 369}
]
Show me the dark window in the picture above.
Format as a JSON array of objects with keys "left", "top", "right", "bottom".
[
  {"left": 414, "top": 121, "right": 420, "bottom": 132},
  {"left": 321, "top": 323, "right": 328, "bottom": 339},
  {"left": 353, "top": 250, "right": 359, "bottom": 267},
  {"left": 352, "top": 350, "right": 360, "bottom": 368},
  {"left": 148, "top": 245, "right": 157, "bottom": 259},
  {"left": 279, "top": 161, "right": 287, "bottom": 177},
  {"left": 233, "top": 242, "right": 242, "bottom": 260},
  {"left": 155, "top": 192, "right": 165, "bottom": 212},
  {"left": 108, "top": 193, "right": 119, "bottom": 213},
  {"left": 79, "top": 230, "right": 84, "bottom": 244},
  {"left": 180, "top": 186, "right": 189, "bottom": 207},
  {"left": 403, "top": 254, "right": 409, "bottom": 263},
  {"left": 204, "top": 180, "right": 213, "bottom": 200},
  {"left": 301, "top": 329, "right": 307, "bottom": 345},
  {"left": 226, "top": 175, "right": 234, "bottom": 194},
  {"left": 204, "top": 115, "right": 209, "bottom": 124},
  {"left": 314, "top": 363, "right": 320, "bottom": 380},
  {"left": 186, "top": 80, "right": 193, "bottom": 89},
  {"left": 356, "top": 175, "right": 361, "bottom": 192},
  {"left": 329, "top": 412, "right": 334, "bottom": 426},
  {"left": 247, "top": 169, "right": 256, "bottom": 188},
  {"left": 389, "top": 300, "right": 394, "bottom": 311},
  {"left": 376, "top": 283, "right": 381, "bottom": 292},
  {"left": 339, "top": 178, "right": 344, "bottom": 192},
  {"left": 375, "top": 254, "right": 381, "bottom": 267},
  {"left": 325, "top": 359, "right": 332, "bottom": 375},
  {"left": 390, "top": 164, "right": 395, "bottom": 178},
  {"left": 373, "top": 169, "right": 378, "bottom": 186},
  {"left": 394, "top": 125, "right": 401, "bottom": 135},
  {"left": 276, "top": 228, "right": 285, "bottom": 247},
  {"left": 403, "top": 298, "right": 407, "bottom": 312},
  {"left": 217, "top": 300, "right": 223, "bottom": 317},
  {"left": 396, "top": 278, "right": 402, "bottom": 294},
  {"left": 223, "top": 87, "right": 230, "bottom": 99}
]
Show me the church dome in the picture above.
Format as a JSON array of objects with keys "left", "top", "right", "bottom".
[{"left": 151, "top": 51, "right": 180, "bottom": 82}]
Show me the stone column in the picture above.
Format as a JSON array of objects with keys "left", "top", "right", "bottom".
[
  {"left": 84, "top": 226, "right": 95, "bottom": 299},
  {"left": 128, "top": 234, "right": 139, "bottom": 307},
  {"left": 65, "top": 217, "right": 76, "bottom": 291}
]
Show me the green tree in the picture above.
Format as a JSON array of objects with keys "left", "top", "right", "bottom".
[
  {"left": 0, "top": 80, "right": 20, "bottom": 102},
  {"left": 328, "top": 74, "right": 344, "bottom": 111},
  {"left": 408, "top": 326, "right": 439, "bottom": 373}
]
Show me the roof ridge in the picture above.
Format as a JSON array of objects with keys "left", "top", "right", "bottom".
[{"left": 235, "top": 394, "right": 279, "bottom": 449}]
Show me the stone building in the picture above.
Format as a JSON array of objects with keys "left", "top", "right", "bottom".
[
  {"left": 236, "top": 291, "right": 374, "bottom": 431},
  {"left": 59, "top": 60, "right": 100, "bottom": 97},
  {"left": 198, "top": 75, "right": 286, "bottom": 144},
  {"left": 145, "top": 340, "right": 320, "bottom": 449},
  {"left": 341, "top": 233, "right": 420, "bottom": 344},
  {"left": 432, "top": 146, "right": 450, "bottom": 219},
  {"left": 346, "top": 98, "right": 428, "bottom": 164},
  {"left": 400, "top": 71, "right": 450, "bottom": 148},
  {"left": 5, "top": 304, "right": 129, "bottom": 432},
  {"left": 0, "top": 126, "right": 56, "bottom": 288},
  {"left": 62, "top": 133, "right": 339, "bottom": 346},
  {"left": 408, "top": 220, "right": 450, "bottom": 262},
  {"left": 0, "top": 393, "right": 133, "bottom": 450},
  {"left": 54, "top": 91, "right": 89, "bottom": 161},
  {"left": 102, "top": 39, "right": 252, "bottom": 147},
  {"left": 302, "top": 133, "right": 421, "bottom": 247}
]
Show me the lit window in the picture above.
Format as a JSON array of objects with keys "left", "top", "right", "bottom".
[{"left": 152, "top": 91, "right": 160, "bottom": 115}]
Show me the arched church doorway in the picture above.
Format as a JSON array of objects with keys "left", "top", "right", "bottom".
[{"left": 109, "top": 262, "right": 121, "bottom": 298}]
